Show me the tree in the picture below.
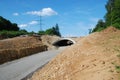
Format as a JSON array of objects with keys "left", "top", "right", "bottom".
[
  {"left": 105, "top": 0, "right": 120, "bottom": 29},
  {"left": 54, "top": 24, "right": 61, "bottom": 37},
  {"left": 38, "top": 24, "right": 61, "bottom": 37},
  {"left": 92, "top": 19, "right": 106, "bottom": 32},
  {"left": 0, "top": 16, "right": 7, "bottom": 30},
  {"left": 38, "top": 31, "right": 45, "bottom": 35},
  {"left": 12, "top": 23, "right": 19, "bottom": 31},
  {"left": 92, "top": 0, "right": 120, "bottom": 32},
  {"left": 88, "top": 29, "right": 92, "bottom": 34},
  {"left": 105, "top": 0, "right": 115, "bottom": 27},
  {"left": 0, "top": 16, "right": 19, "bottom": 31},
  {"left": 45, "top": 28, "right": 55, "bottom": 35}
]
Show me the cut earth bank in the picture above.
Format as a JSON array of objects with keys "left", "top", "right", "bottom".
[
  {"left": 30, "top": 27, "right": 120, "bottom": 80},
  {"left": 0, "top": 35, "right": 60, "bottom": 64}
]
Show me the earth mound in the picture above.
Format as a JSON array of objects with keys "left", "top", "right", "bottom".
[
  {"left": 0, "top": 35, "right": 59, "bottom": 64},
  {"left": 41, "top": 35, "right": 60, "bottom": 50},
  {"left": 30, "top": 27, "right": 120, "bottom": 80},
  {"left": 102, "top": 26, "right": 118, "bottom": 33}
]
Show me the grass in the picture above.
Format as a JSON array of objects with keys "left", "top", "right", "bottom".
[
  {"left": 117, "top": 54, "right": 120, "bottom": 57},
  {"left": 115, "top": 65, "right": 120, "bottom": 71},
  {"left": 111, "top": 62, "right": 120, "bottom": 73},
  {"left": 114, "top": 47, "right": 120, "bottom": 58},
  {"left": 115, "top": 65, "right": 120, "bottom": 75}
]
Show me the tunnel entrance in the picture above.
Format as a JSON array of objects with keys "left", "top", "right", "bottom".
[{"left": 52, "top": 38, "right": 75, "bottom": 47}]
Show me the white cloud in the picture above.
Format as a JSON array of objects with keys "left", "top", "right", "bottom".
[
  {"left": 13, "top": 13, "right": 19, "bottom": 16},
  {"left": 18, "top": 21, "right": 38, "bottom": 28},
  {"left": 19, "top": 24, "right": 28, "bottom": 28},
  {"left": 29, "top": 21, "right": 38, "bottom": 25},
  {"left": 26, "top": 8, "right": 58, "bottom": 16}
]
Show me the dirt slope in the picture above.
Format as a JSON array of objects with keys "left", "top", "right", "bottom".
[
  {"left": 0, "top": 35, "right": 59, "bottom": 50},
  {"left": 0, "top": 36, "right": 42, "bottom": 50},
  {"left": 30, "top": 27, "right": 120, "bottom": 80},
  {"left": 41, "top": 35, "right": 60, "bottom": 50},
  {"left": 0, "top": 35, "right": 59, "bottom": 64}
]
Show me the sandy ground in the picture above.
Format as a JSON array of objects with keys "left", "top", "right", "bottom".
[{"left": 30, "top": 27, "right": 120, "bottom": 80}]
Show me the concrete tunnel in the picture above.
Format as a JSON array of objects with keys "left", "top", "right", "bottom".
[{"left": 52, "top": 38, "right": 76, "bottom": 47}]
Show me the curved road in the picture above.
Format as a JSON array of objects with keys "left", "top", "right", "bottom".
[{"left": 0, "top": 47, "right": 65, "bottom": 80}]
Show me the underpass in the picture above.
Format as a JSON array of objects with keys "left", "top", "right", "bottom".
[
  {"left": 0, "top": 38, "right": 76, "bottom": 80},
  {"left": 52, "top": 38, "right": 76, "bottom": 47}
]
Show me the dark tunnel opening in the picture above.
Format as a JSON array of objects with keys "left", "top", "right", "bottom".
[{"left": 53, "top": 39, "right": 74, "bottom": 47}]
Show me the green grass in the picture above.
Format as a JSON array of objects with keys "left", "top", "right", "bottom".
[
  {"left": 115, "top": 65, "right": 120, "bottom": 72},
  {"left": 115, "top": 65, "right": 120, "bottom": 70},
  {"left": 111, "top": 62, "right": 120, "bottom": 73}
]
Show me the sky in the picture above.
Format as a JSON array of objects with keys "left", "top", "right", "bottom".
[{"left": 0, "top": 0, "right": 107, "bottom": 37}]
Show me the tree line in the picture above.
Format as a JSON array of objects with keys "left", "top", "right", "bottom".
[
  {"left": 92, "top": 0, "right": 120, "bottom": 32},
  {"left": 0, "top": 16, "right": 61, "bottom": 39},
  {"left": 0, "top": 16, "right": 19, "bottom": 31},
  {"left": 38, "top": 24, "right": 61, "bottom": 37}
]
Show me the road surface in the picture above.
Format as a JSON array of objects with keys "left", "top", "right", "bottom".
[{"left": 0, "top": 47, "right": 65, "bottom": 80}]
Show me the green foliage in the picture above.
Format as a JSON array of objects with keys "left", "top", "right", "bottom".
[
  {"left": 115, "top": 65, "right": 120, "bottom": 72},
  {"left": 0, "top": 30, "right": 28, "bottom": 38},
  {"left": 88, "top": 29, "right": 92, "bottom": 34},
  {"left": 111, "top": 62, "right": 120, "bottom": 72},
  {"left": 0, "top": 16, "right": 19, "bottom": 31},
  {"left": 0, "top": 16, "right": 61, "bottom": 38},
  {"left": 92, "top": 0, "right": 120, "bottom": 32},
  {"left": 112, "top": 23, "right": 120, "bottom": 29},
  {"left": 28, "top": 31, "right": 36, "bottom": 36},
  {"left": 38, "top": 31, "right": 45, "bottom": 35},
  {"left": 54, "top": 24, "right": 61, "bottom": 37},
  {"left": 105, "top": 0, "right": 120, "bottom": 27},
  {"left": 105, "top": 0, "right": 115, "bottom": 26},
  {"left": 92, "top": 19, "right": 106, "bottom": 32},
  {"left": 45, "top": 28, "right": 55, "bottom": 35},
  {"left": 12, "top": 23, "right": 19, "bottom": 31},
  {"left": 38, "top": 24, "right": 61, "bottom": 37}
]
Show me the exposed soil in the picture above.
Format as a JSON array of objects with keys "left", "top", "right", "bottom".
[
  {"left": 30, "top": 27, "right": 120, "bottom": 80},
  {"left": 41, "top": 35, "right": 60, "bottom": 50},
  {"left": 0, "top": 35, "right": 60, "bottom": 64},
  {"left": 0, "top": 36, "right": 42, "bottom": 50}
]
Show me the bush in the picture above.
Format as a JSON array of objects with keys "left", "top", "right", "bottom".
[
  {"left": 0, "top": 30, "right": 28, "bottom": 39},
  {"left": 112, "top": 23, "right": 120, "bottom": 29}
]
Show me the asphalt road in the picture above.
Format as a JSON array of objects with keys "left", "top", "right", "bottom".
[{"left": 0, "top": 47, "right": 65, "bottom": 80}]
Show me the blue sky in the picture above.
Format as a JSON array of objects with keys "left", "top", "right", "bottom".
[{"left": 0, "top": 0, "right": 107, "bottom": 37}]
